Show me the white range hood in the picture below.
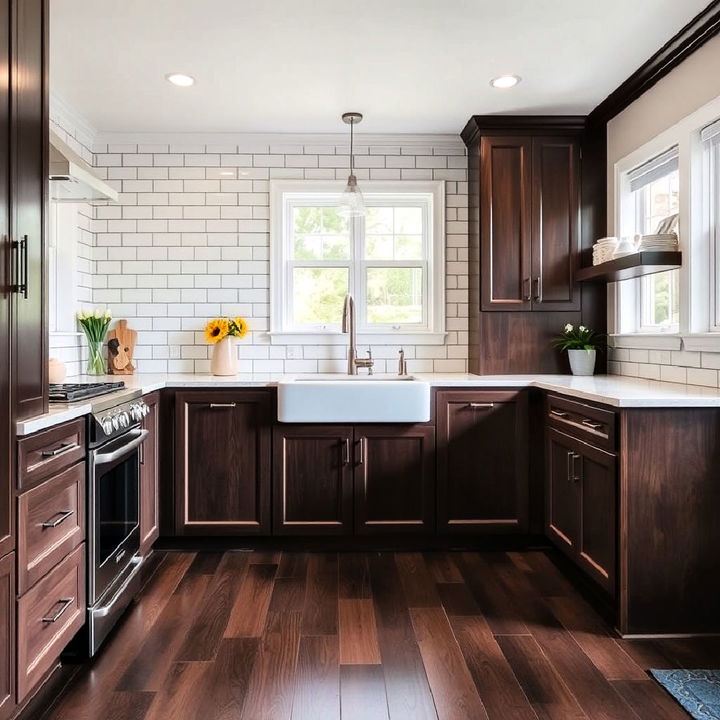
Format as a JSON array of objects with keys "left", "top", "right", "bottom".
[{"left": 49, "top": 131, "right": 118, "bottom": 202}]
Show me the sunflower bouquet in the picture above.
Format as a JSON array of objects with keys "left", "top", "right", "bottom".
[{"left": 204, "top": 316, "right": 248, "bottom": 344}]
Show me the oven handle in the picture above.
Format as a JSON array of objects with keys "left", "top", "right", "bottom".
[{"left": 93, "top": 429, "right": 149, "bottom": 467}]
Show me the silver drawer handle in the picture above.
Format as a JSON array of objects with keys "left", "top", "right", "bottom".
[
  {"left": 581, "top": 419, "right": 603, "bottom": 430},
  {"left": 341, "top": 438, "right": 350, "bottom": 465},
  {"left": 41, "top": 510, "right": 74, "bottom": 529},
  {"left": 467, "top": 402, "right": 494, "bottom": 409},
  {"left": 550, "top": 410, "right": 569, "bottom": 418},
  {"left": 42, "top": 597, "right": 74, "bottom": 623},
  {"left": 41, "top": 442, "right": 78, "bottom": 458},
  {"left": 209, "top": 403, "right": 236, "bottom": 408}
]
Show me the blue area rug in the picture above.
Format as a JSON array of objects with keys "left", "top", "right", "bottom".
[{"left": 651, "top": 669, "right": 720, "bottom": 719}]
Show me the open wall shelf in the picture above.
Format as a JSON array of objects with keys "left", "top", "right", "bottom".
[{"left": 577, "top": 251, "right": 682, "bottom": 283}]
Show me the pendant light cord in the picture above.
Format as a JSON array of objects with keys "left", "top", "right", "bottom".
[{"left": 350, "top": 119, "right": 354, "bottom": 176}]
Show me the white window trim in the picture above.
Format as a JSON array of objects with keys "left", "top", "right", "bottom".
[
  {"left": 268, "top": 179, "right": 446, "bottom": 345},
  {"left": 610, "top": 92, "right": 720, "bottom": 351}
]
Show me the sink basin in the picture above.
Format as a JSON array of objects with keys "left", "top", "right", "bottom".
[{"left": 277, "top": 375, "right": 431, "bottom": 423}]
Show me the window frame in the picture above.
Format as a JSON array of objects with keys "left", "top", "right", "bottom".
[{"left": 269, "top": 180, "right": 446, "bottom": 345}]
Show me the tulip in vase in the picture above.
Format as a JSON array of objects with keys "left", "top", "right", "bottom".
[{"left": 77, "top": 309, "right": 112, "bottom": 376}]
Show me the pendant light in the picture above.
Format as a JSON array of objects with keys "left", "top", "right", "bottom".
[{"left": 339, "top": 112, "right": 366, "bottom": 217}]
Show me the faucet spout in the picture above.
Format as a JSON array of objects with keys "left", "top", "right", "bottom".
[{"left": 342, "top": 294, "right": 357, "bottom": 375}]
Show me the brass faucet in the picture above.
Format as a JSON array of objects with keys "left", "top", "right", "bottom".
[{"left": 341, "top": 294, "right": 374, "bottom": 375}]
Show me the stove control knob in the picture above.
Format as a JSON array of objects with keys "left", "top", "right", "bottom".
[
  {"left": 141, "top": 402, "right": 150, "bottom": 417},
  {"left": 101, "top": 417, "right": 113, "bottom": 435},
  {"left": 111, "top": 415, "right": 120, "bottom": 430},
  {"left": 129, "top": 405, "right": 140, "bottom": 421},
  {"left": 119, "top": 412, "right": 130, "bottom": 427}
]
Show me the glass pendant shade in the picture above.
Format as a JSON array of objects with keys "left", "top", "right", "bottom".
[{"left": 339, "top": 174, "right": 365, "bottom": 217}]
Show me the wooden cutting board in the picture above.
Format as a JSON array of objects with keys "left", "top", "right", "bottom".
[{"left": 106, "top": 319, "right": 136, "bottom": 375}]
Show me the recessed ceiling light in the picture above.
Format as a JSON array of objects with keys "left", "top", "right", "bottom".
[
  {"left": 490, "top": 74, "right": 521, "bottom": 89},
  {"left": 165, "top": 73, "right": 195, "bottom": 87}
]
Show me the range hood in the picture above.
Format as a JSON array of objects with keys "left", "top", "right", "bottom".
[{"left": 49, "top": 131, "right": 118, "bottom": 202}]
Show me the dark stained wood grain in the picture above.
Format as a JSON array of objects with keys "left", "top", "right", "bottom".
[
  {"left": 340, "top": 665, "right": 390, "bottom": 720},
  {"left": 302, "top": 553, "right": 338, "bottom": 636},
  {"left": 291, "top": 635, "right": 340, "bottom": 720},
  {"left": 225, "top": 563, "right": 278, "bottom": 637},
  {"left": 448, "top": 615, "right": 538, "bottom": 720},
  {"left": 140, "top": 391, "right": 160, "bottom": 555},
  {"left": 422, "top": 552, "right": 463, "bottom": 583},
  {"left": 0, "top": 553, "right": 14, "bottom": 720},
  {"left": 339, "top": 599, "right": 381, "bottom": 665},
  {"left": 100, "top": 692, "right": 155, "bottom": 720},
  {"left": 144, "top": 661, "right": 206, "bottom": 720},
  {"left": 339, "top": 553, "right": 372, "bottom": 599},
  {"left": 394, "top": 553, "right": 441, "bottom": 608},
  {"left": 610, "top": 680, "right": 692, "bottom": 720},
  {"left": 410, "top": 607, "right": 489, "bottom": 720}
]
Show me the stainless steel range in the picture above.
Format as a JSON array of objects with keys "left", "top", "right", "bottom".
[{"left": 86, "top": 391, "right": 150, "bottom": 655}]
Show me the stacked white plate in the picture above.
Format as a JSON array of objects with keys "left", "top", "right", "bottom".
[
  {"left": 637, "top": 233, "right": 678, "bottom": 251},
  {"left": 592, "top": 237, "right": 618, "bottom": 265}
]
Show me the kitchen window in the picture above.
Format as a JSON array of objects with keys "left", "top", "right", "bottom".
[
  {"left": 628, "top": 147, "right": 680, "bottom": 332},
  {"left": 704, "top": 118, "right": 720, "bottom": 329},
  {"left": 270, "top": 181, "right": 445, "bottom": 343}
]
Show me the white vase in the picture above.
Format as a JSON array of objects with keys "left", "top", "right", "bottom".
[
  {"left": 210, "top": 337, "right": 238, "bottom": 376},
  {"left": 568, "top": 349, "right": 596, "bottom": 376}
]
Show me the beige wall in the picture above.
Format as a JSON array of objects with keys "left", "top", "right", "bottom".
[{"left": 607, "top": 34, "right": 720, "bottom": 230}]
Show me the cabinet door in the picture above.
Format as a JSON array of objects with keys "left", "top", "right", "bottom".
[
  {"left": 546, "top": 428, "right": 581, "bottom": 553},
  {"left": 273, "top": 425, "right": 353, "bottom": 535},
  {"left": 0, "top": 552, "right": 14, "bottom": 720},
  {"left": 530, "top": 137, "right": 580, "bottom": 311},
  {"left": 437, "top": 390, "right": 528, "bottom": 533},
  {"left": 140, "top": 391, "right": 159, "bottom": 554},
  {"left": 354, "top": 425, "right": 435, "bottom": 534},
  {"left": 577, "top": 442, "right": 616, "bottom": 595},
  {"left": 175, "top": 390, "right": 272, "bottom": 535},
  {"left": 479, "top": 136, "right": 532, "bottom": 311},
  {"left": 0, "top": 0, "right": 11, "bottom": 560},
  {"left": 11, "top": 0, "right": 47, "bottom": 420}
]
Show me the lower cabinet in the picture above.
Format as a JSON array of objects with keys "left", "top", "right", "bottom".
[
  {"left": 175, "top": 390, "right": 272, "bottom": 535},
  {"left": 140, "top": 391, "right": 159, "bottom": 554},
  {"left": 546, "top": 427, "right": 616, "bottom": 595},
  {"left": 273, "top": 424, "right": 435, "bottom": 535},
  {"left": 436, "top": 390, "right": 528, "bottom": 532},
  {"left": 0, "top": 553, "right": 14, "bottom": 720}
]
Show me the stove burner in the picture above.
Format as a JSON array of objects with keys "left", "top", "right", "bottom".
[{"left": 49, "top": 382, "right": 126, "bottom": 403}]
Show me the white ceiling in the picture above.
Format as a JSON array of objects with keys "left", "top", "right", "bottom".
[{"left": 50, "top": 0, "right": 709, "bottom": 135}]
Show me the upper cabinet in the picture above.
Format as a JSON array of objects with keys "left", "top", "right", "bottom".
[
  {"left": 478, "top": 133, "right": 580, "bottom": 312},
  {"left": 11, "top": 0, "right": 48, "bottom": 420}
]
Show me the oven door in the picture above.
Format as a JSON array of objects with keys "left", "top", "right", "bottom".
[{"left": 89, "top": 428, "right": 147, "bottom": 605}]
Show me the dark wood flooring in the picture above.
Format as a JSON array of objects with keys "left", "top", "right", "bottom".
[{"left": 42, "top": 550, "right": 716, "bottom": 720}]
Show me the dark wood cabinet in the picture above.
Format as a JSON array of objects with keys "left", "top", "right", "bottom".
[
  {"left": 0, "top": 552, "right": 14, "bottom": 720},
  {"left": 436, "top": 390, "right": 528, "bottom": 533},
  {"left": 140, "top": 391, "right": 159, "bottom": 554},
  {"left": 354, "top": 425, "right": 435, "bottom": 534},
  {"left": 11, "top": 0, "right": 48, "bottom": 421},
  {"left": 175, "top": 390, "right": 272, "bottom": 535},
  {"left": 546, "top": 427, "right": 616, "bottom": 595},
  {"left": 272, "top": 425, "right": 353, "bottom": 535},
  {"left": 478, "top": 135, "right": 580, "bottom": 313}
]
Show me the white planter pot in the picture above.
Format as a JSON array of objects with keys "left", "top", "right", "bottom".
[
  {"left": 568, "top": 349, "right": 596, "bottom": 376},
  {"left": 210, "top": 337, "right": 238, "bottom": 376}
]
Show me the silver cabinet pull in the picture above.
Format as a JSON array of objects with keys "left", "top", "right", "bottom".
[
  {"left": 41, "top": 442, "right": 78, "bottom": 458},
  {"left": 12, "top": 235, "right": 28, "bottom": 298},
  {"left": 581, "top": 419, "right": 603, "bottom": 430},
  {"left": 468, "top": 402, "right": 494, "bottom": 409},
  {"left": 568, "top": 452, "right": 582, "bottom": 483},
  {"left": 41, "top": 510, "right": 74, "bottom": 529},
  {"left": 533, "top": 276, "right": 542, "bottom": 302},
  {"left": 42, "top": 597, "right": 74, "bottom": 623},
  {"left": 209, "top": 402, "right": 236, "bottom": 408},
  {"left": 341, "top": 438, "right": 350, "bottom": 465},
  {"left": 523, "top": 277, "right": 531, "bottom": 301},
  {"left": 357, "top": 437, "right": 365, "bottom": 465},
  {"left": 550, "top": 410, "right": 568, "bottom": 418}
]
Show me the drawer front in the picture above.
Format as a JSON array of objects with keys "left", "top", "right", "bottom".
[
  {"left": 18, "top": 419, "right": 86, "bottom": 491},
  {"left": 17, "top": 544, "right": 85, "bottom": 702},
  {"left": 18, "top": 462, "right": 86, "bottom": 594},
  {"left": 546, "top": 394, "right": 616, "bottom": 451}
]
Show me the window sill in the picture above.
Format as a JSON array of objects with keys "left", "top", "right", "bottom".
[
  {"left": 267, "top": 331, "right": 448, "bottom": 346},
  {"left": 680, "top": 334, "right": 720, "bottom": 352},
  {"left": 609, "top": 334, "right": 682, "bottom": 350}
]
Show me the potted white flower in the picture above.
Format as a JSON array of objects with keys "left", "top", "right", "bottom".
[{"left": 552, "top": 323, "right": 603, "bottom": 376}]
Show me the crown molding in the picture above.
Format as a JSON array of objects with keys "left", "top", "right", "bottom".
[
  {"left": 460, "top": 115, "right": 586, "bottom": 146},
  {"left": 49, "top": 92, "right": 98, "bottom": 149},
  {"left": 588, "top": 0, "right": 720, "bottom": 126},
  {"left": 92, "top": 130, "right": 465, "bottom": 151}
]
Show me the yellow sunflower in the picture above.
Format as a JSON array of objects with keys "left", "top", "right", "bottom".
[
  {"left": 233, "top": 317, "right": 248, "bottom": 339},
  {"left": 205, "top": 318, "right": 229, "bottom": 344}
]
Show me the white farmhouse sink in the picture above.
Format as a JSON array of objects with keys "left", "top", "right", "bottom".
[{"left": 277, "top": 375, "right": 431, "bottom": 423}]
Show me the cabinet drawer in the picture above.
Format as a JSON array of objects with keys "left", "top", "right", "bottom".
[
  {"left": 17, "top": 544, "right": 85, "bottom": 701},
  {"left": 18, "top": 419, "right": 86, "bottom": 491},
  {"left": 546, "top": 395, "right": 616, "bottom": 451},
  {"left": 18, "top": 462, "right": 85, "bottom": 594}
]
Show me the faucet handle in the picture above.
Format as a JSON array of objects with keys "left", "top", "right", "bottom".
[{"left": 366, "top": 347, "right": 373, "bottom": 360}]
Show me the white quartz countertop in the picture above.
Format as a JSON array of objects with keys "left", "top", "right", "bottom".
[{"left": 18, "top": 372, "right": 720, "bottom": 436}]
